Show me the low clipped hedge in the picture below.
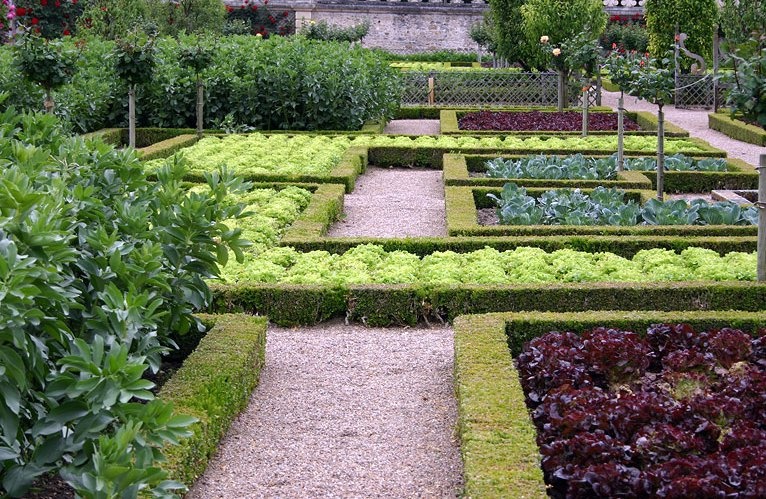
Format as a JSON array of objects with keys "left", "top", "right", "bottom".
[
  {"left": 445, "top": 185, "right": 758, "bottom": 237},
  {"left": 440, "top": 110, "right": 690, "bottom": 137},
  {"left": 443, "top": 153, "right": 654, "bottom": 189},
  {"left": 209, "top": 281, "right": 766, "bottom": 326},
  {"left": 709, "top": 112, "right": 766, "bottom": 147},
  {"left": 452, "top": 309, "right": 766, "bottom": 496},
  {"left": 138, "top": 135, "right": 202, "bottom": 162},
  {"left": 82, "top": 127, "right": 202, "bottom": 148},
  {"left": 453, "top": 313, "right": 546, "bottom": 498},
  {"left": 396, "top": 105, "right": 610, "bottom": 120},
  {"left": 159, "top": 313, "right": 268, "bottom": 486},
  {"left": 281, "top": 183, "right": 345, "bottom": 240}
]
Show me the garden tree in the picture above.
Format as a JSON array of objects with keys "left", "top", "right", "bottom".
[
  {"left": 146, "top": 0, "right": 225, "bottom": 37},
  {"left": 178, "top": 35, "right": 213, "bottom": 138},
  {"left": 12, "top": 0, "right": 84, "bottom": 38},
  {"left": 540, "top": 32, "right": 602, "bottom": 111},
  {"left": 727, "top": 37, "right": 766, "bottom": 127},
  {"left": 0, "top": 107, "right": 250, "bottom": 497},
  {"left": 604, "top": 50, "right": 640, "bottom": 170},
  {"left": 626, "top": 54, "right": 675, "bottom": 200},
  {"left": 470, "top": 13, "right": 498, "bottom": 62},
  {"left": 77, "top": 0, "right": 151, "bottom": 40},
  {"left": 521, "top": 0, "right": 607, "bottom": 70},
  {"left": 488, "top": 0, "right": 534, "bottom": 68},
  {"left": 645, "top": 0, "right": 718, "bottom": 69},
  {"left": 719, "top": 0, "right": 766, "bottom": 55},
  {"left": 114, "top": 30, "right": 155, "bottom": 148},
  {"left": 14, "top": 34, "right": 75, "bottom": 114}
]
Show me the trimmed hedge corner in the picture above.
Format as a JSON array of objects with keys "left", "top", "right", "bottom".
[
  {"left": 453, "top": 314, "right": 546, "bottom": 498},
  {"left": 281, "top": 183, "right": 346, "bottom": 241},
  {"left": 709, "top": 112, "right": 766, "bottom": 147},
  {"left": 138, "top": 135, "right": 201, "bottom": 162},
  {"left": 159, "top": 313, "right": 268, "bottom": 486},
  {"left": 453, "top": 309, "right": 766, "bottom": 496}
]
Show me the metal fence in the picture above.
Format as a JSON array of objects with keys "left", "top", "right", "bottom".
[{"left": 400, "top": 71, "right": 600, "bottom": 107}]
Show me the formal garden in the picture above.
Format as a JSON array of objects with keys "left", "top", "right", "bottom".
[{"left": 1, "top": 0, "right": 766, "bottom": 497}]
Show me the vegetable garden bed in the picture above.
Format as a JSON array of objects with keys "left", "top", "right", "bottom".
[
  {"left": 453, "top": 310, "right": 766, "bottom": 498},
  {"left": 708, "top": 112, "right": 766, "bottom": 147},
  {"left": 440, "top": 110, "right": 690, "bottom": 137},
  {"left": 445, "top": 186, "right": 757, "bottom": 237}
]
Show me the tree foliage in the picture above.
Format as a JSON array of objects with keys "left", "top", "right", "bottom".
[
  {"left": 645, "top": 0, "right": 718, "bottom": 68},
  {"left": 719, "top": 0, "right": 766, "bottom": 56},
  {"left": 488, "top": 0, "right": 534, "bottom": 67}
]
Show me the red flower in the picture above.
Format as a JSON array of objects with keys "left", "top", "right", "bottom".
[
  {"left": 251, "top": 4, "right": 257, "bottom": 10},
  {"left": 263, "top": 0, "right": 268, "bottom": 4},
  {"left": 40, "top": 0, "right": 47, "bottom": 6},
  {"left": 225, "top": 5, "right": 233, "bottom": 11},
  {"left": 62, "top": 29, "right": 70, "bottom": 35},
  {"left": 55, "top": 0, "right": 61, "bottom": 6},
  {"left": 31, "top": 17, "right": 39, "bottom": 24},
  {"left": 16, "top": 7, "right": 26, "bottom": 15},
  {"left": 100, "top": 6, "right": 106, "bottom": 11},
  {"left": 283, "top": 10, "right": 288, "bottom": 17},
  {"left": 268, "top": 15, "right": 275, "bottom": 24},
  {"left": 72, "top": 0, "right": 77, "bottom": 3}
]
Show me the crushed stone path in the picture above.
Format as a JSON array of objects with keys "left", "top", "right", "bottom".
[
  {"left": 600, "top": 90, "right": 763, "bottom": 168},
  {"left": 188, "top": 321, "right": 463, "bottom": 498},
  {"left": 384, "top": 119, "right": 440, "bottom": 135},
  {"left": 327, "top": 166, "right": 447, "bottom": 238}
]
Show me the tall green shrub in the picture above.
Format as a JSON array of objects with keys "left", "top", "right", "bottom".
[
  {"left": 77, "top": 0, "right": 151, "bottom": 40},
  {"left": 645, "top": 0, "right": 717, "bottom": 68},
  {"left": 0, "top": 109, "right": 250, "bottom": 497},
  {"left": 146, "top": 0, "right": 226, "bottom": 36},
  {"left": 488, "top": 0, "right": 533, "bottom": 68},
  {"left": 719, "top": 0, "right": 766, "bottom": 56}
]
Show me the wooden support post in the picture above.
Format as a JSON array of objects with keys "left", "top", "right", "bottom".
[
  {"left": 581, "top": 86, "right": 589, "bottom": 137},
  {"left": 196, "top": 78, "right": 204, "bottom": 139},
  {"left": 427, "top": 76, "right": 435, "bottom": 106},
  {"left": 758, "top": 154, "right": 766, "bottom": 281},
  {"left": 656, "top": 106, "right": 665, "bottom": 201},
  {"left": 128, "top": 85, "right": 136, "bottom": 149},
  {"left": 617, "top": 93, "right": 625, "bottom": 171}
]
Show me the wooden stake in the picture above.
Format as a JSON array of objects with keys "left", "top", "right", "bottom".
[{"left": 617, "top": 93, "right": 625, "bottom": 171}]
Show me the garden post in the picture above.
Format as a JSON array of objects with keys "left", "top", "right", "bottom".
[
  {"left": 128, "top": 85, "right": 136, "bottom": 149},
  {"left": 581, "top": 86, "right": 589, "bottom": 137},
  {"left": 196, "top": 78, "right": 204, "bottom": 139},
  {"left": 656, "top": 105, "right": 665, "bottom": 201},
  {"left": 557, "top": 70, "right": 565, "bottom": 112},
  {"left": 428, "top": 75, "right": 435, "bottom": 106},
  {"left": 758, "top": 154, "right": 766, "bottom": 281},
  {"left": 617, "top": 93, "right": 625, "bottom": 171}
]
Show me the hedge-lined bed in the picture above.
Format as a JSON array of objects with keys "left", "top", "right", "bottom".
[
  {"left": 396, "top": 105, "right": 612, "bottom": 120},
  {"left": 445, "top": 186, "right": 758, "bottom": 237},
  {"left": 440, "top": 109, "right": 690, "bottom": 137},
  {"left": 159, "top": 313, "right": 268, "bottom": 487},
  {"left": 209, "top": 278, "right": 766, "bottom": 326},
  {"left": 709, "top": 112, "right": 766, "bottom": 147},
  {"left": 444, "top": 153, "right": 758, "bottom": 192},
  {"left": 453, "top": 309, "right": 766, "bottom": 497}
]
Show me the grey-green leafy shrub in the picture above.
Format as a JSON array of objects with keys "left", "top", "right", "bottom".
[{"left": 0, "top": 108, "right": 249, "bottom": 497}]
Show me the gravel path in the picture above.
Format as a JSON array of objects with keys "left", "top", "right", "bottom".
[
  {"left": 327, "top": 166, "right": 447, "bottom": 238},
  {"left": 384, "top": 119, "right": 441, "bottom": 135},
  {"left": 600, "top": 90, "right": 763, "bottom": 167},
  {"left": 188, "top": 321, "right": 463, "bottom": 498}
]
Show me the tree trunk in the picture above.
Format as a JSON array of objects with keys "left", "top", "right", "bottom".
[
  {"left": 557, "top": 70, "right": 565, "bottom": 112},
  {"left": 44, "top": 89, "right": 54, "bottom": 114},
  {"left": 128, "top": 85, "right": 136, "bottom": 149},
  {"left": 656, "top": 104, "right": 665, "bottom": 201},
  {"left": 581, "top": 86, "right": 589, "bottom": 137},
  {"left": 196, "top": 77, "right": 204, "bottom": 139},
  {"left": 617, "top": 93, "right": 625, "bottom": 172}
]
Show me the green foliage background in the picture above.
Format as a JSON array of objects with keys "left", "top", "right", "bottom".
[{"left": 645, "top": 0, "right": 718, "bottom": 68}]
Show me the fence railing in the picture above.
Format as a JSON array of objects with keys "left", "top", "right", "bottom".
[
  {"left": 674, "top": 74, "right": 730, "bottom": 110},
  {"left": 399, "top": 71, "right": 601, "bottom": 107}
]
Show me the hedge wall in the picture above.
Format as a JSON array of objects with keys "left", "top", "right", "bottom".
[
  {"left": 209, "top": 281, "right": 766, "bottom": 326},
  {"left": 159, "top": 313, "right": 268, "bottom": 486},
  {"left": 708, "top": 112, "right": 766, "bottom": 147},
  {"left": 395, "top": 105, "right": 611, "bottom": 120},
  {"left": 440, "top": 110, "right": 690, "bottom": 137},
  {"left": 444, "top": 186, "right": 758, "bottom": 237}
]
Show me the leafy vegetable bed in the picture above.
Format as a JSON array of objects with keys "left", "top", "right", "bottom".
[
  {"left": 218, "top": 245, "right": 755, "bottom": 285},
  {"left": 145, "top": 134, "right": 353, "bottom": 176},
  {"left": 517, "top": 324, "right": 766, "bottom": 498},
  {"left": 488, "top": 184, "right": 756, "bottom": 226},
  {"left": 458, "top": 111, "right": 640, "bottom": 132}
]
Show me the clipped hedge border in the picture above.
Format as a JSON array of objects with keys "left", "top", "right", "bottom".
[
  {"left": 445, "top": 185, "right": 758, "bottom": 237},
  {"left": 159, "top": 313, "right": 268, "bottom": 486},
  {"left": 138, "top": 134, "right": 201, "bottom": 162},
  {"left": 457, "top": 153, "right": 757, "bottom": 194},
  {"left": 709, "top": 112, "right": 766, "bottom": 147},
  {"left": 281, "top": 183, "right": 346, "bottom": 240},
  {"left": 277, "top": 234, "right": 755, "bottom": 257},
  {"left": 173, "top": 146, "right": 368, "bottom": 193},
  {"left": 443, "top": 153, "right": 654, "bottom": 189},
  {"left": 209, "top": 281, "right": 766, "bottom": 326},
  {"left": 453, "top": 309, "right": 766, "bottom": 496},
  {"left": 440, "top": 110, "right": 690, "bottom": 137},
  {"left": 453, "top": 313, "right": 546, "bottom": 498},
  {"left": 82, "top": 127, "right": 201, "bottom": 148}
]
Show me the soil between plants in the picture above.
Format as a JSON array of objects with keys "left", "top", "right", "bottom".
[
  {"left": 188, "top": 321, "right": 463, "bottom": 498},
  {"left": 458, "top": 110, "right": 641, "bottom": 132}
]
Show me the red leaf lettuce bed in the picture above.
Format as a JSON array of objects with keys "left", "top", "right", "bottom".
[
  {"left": 458, "top": 111, "right": 641, "bottom": 132},
  {"left": 517, "top": 324, "right": 766, "bottom": 498}
]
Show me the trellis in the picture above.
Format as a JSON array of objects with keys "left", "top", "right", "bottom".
[{"left": 399, "top": 71, "right": 601, "bottom": 107}]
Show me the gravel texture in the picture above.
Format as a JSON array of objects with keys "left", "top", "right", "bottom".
[
  {"left": 188, "top": 321, "right": 463, "bottom": 498},
  {"left": 601, "top": 91, "right": 763, "bottom": 167},
  {"left": 327, "top": 166, "right": 447, "bottom": 238},
  {"left": 384, "top": 119, "right": 441, "bottom": 135}
]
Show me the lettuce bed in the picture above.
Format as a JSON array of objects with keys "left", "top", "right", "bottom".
[
  {"left": 218, "top": 245, "right": 755, "bottom": 285},
  {"left": 518, "top": 325, "right": 766, "bottom": 497}
]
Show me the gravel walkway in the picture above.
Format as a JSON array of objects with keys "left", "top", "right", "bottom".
[
  {"left": 327, "top": 166, "right": 447, "bottom": 238},
  {"left": 188, "top": 322, "right": 463, "bottom": 498},
  {"left": 384, "top": 119, "right": 440, "bottom": 135},
  {"left": 600, "top": 90, "right": 763, "bottom": 167}
]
